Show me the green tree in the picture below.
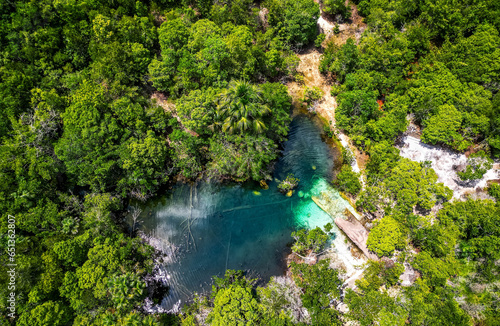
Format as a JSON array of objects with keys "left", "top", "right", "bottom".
[
  {"left": 320, "top": 38, "right": 359, "bottom": 82},
  {"left": 405, "top": 280, "right": 472, "bottom": 326},
  {"left": 158, "top": 18, "right": 189, "bottom": 52},
  {"left": 323, "top": 0, "right": 352, "bottom": 20},
  {"left": 108, "top": 273, "right": 146, "bottom": 312},
  {"left": 17, "top": 301, "right": 72, "bottom": 326},
  {"left": 457, "top": 150, "right": 493, "bottom": 181},
  {"left": 438, "top": 199, "right": 500, "bottom": 260},
  {"left": 265, "top": 0, "right": 320, "bottom": 48},
  {"left": 335, "top": 89, "right": 379, "bottom": 131},
  {"left": 119, "top": 131, "right": 169, "bottom": 198},
  {"left": 207, "top": 134, "right": 278, "bottom": 181},
  {"left": 207, "top": 284, "right": 262, "bottom": 326},
  {"left": 291, "top": 227, "right": 330, "bottom": 255},
  {"left": 260, "top": 82, "right": 292, "bottom": 142},
  {"left": 421, "top": 104, "right": 467, "bottom": 149},
  {"left": 345, "top": 289, "right": 407, "bottom": 326},
  {"left": 438, "top": 24, "right": 500, "bottom": 87},
  {"left": 290, "top": 259, "right": 342, "bottom": 323},
  {"left": 412, "top": 251, "right": 460, "bottom": 287},
  {"left": 367, "top": 216, "right": 405, "bottom": 257},
  {"left": 176, "top": 88, "right": 219, "bottom": 135},
  {"left": 383, "top": 159, "right": 452, "bottom": 213},
  {"left": 334, "top": 165, "right": 362, "bottom": 196},
  {"left": 217, "top": 80, "right": 270, "bottom": 134}
]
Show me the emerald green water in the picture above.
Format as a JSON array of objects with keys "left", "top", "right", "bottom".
[{"left": 136, "top": 114, "right": 347, "bottom": 308}]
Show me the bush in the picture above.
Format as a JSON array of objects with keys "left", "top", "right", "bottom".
[
  {"left": 333, "top": 23, "right": 340, "bottom": 34},
  {"left": 488, "top": 183, "right": 500, "bottom": 200},
  {"left": 291, "top": 226, "right": 330, "bottom": 255},
  {"left": 334, "top": 165, "right": 361, "bottom": 196},
  {"left": 341, "top": 147, "right": 355, "bottom": 165},
  {"left": 295, "top": 74, "right": 305, "bottom": 84},
  {"left": 323, "top": 0, "right": 352, "bottom": 20},
  {"left": 367, "top": 216, "right": 405, "bottom": 257},
  {"left": 324, "top": 124, "right": 334, "bottom": 138},
  {"left": 277, "top": 173, "right": 300, "bottom": 194},
  {"left": 315, "top": 33, "right": 326, "bottom": 48},
  {"left": 331, "top": 84, "right": 341, "bottom": 96},
  {"left": 458, "top": 150, "right": 493, "bottom": 181},
  {"left": 265, "top": 0, "right": 320, "bottom": 48},
  {"left": 290, "top": 259, "right": 342, "bottom": 313},
  {"left": 303, "top": 86, "right": 324, "bottom": 104}
]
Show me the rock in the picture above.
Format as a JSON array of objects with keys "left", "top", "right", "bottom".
[
  {"left": 258, "top": 8, "right": 269, "bottom": 29},
  {"left": 400, "top": 265, "right": 420, "bottom": 286},
  {"left": 334, "top": 216, "right": 378, "bottom": 261},
  {"left": 305, "top": 254, "right": 318, "bottom": 265},
  {"left": 381, "top": 257, "right": 395, "bottom": 269}
]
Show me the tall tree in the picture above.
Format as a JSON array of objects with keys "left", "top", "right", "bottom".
[{"left": 217, "top": 80, "right": 270, "bottom": 134}]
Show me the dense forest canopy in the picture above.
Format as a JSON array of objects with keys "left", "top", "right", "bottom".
[
  {"left": 0, "top": 0, "right": 499, "bottom": 325},
  {"left": 322, "top": 0, "right": 500, "bottom": 153}
]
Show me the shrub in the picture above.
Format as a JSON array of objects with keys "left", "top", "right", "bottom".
[
  {"left": 291, "top": 226, "right": 330, "bottom": 255},
  {"left": 315, "top": 33, "right": 326, "bottom": 48},
  {"left": 323, "top": 0, "right": 352, "bottom": 21},
  {"left": 290, "top": 259, "right": 342, "bottom": 323},
  {"left": 367, "top": 217, "right": 405, "bottom": 257},
  {"left": 458, "top": 150, "right": 493, "bottom": 181},
  {"left": 341, "top": 147, "right": 355, "bottom": 165},
  {"left": 333, "top": 23, "right": 340, "bottom": 34},
  {"left": 334, "top": 165, "right": 361, "bottom": 196},
  {"left": 488, "top": 183, "right": 500, "bottom": 200},
  {"left": 331, "top": 84, "right": 341, "bottom": 96},
  {"left": 303, "top": 86, "right": 324, "bottom": 104},
  {"left": 277, "top": 174, "right": 300, "bottom": 194}
]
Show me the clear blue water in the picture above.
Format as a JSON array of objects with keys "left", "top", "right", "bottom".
[{"left": 135, "top": 114, "right": 341, "bottom": 308}]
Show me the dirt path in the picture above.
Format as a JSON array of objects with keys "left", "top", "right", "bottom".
[
  {"left": 151, "top": 91, "right": 199, "bottom": 137},
  {"left": 318, "top": 3, "right": 366, "bottom": 46},
  {"left": 287, "top": 48, "right": 337, "bottom": 126},
  {"left": 286, "top": 8, "right": 367, "bottom": 172}
]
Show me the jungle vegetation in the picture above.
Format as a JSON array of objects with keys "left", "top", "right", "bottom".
[{"left": 1, "top": 0, "right": 499, "bottom": 325}]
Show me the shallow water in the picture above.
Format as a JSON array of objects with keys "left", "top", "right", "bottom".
[{"left": 135, "top": 114, "right": 357, "bottom": 308}]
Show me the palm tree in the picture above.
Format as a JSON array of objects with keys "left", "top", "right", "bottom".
[{"left": 216, "top": 80, "right": 270, "bottom": 134}]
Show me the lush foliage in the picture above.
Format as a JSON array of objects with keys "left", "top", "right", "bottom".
[
  {"left": 291, "top": 225, "right": 332, "bottom": 255},
  {"left": 334, "top": 165, "right": 361, "bottom": 196},
  {"left": 367, "top": 216, "right": 405, "bottom": 256},
  {"left": 290, "top": 260, "right": 343, "bottom": 325},
  {"left": 0, "top": 1, "right": 298, "bottom": 324},
  {"left": 323, "top": 0, "right": 352, "bottom": 21},
  {"left": 358, "top": 158, "right": 452, "bottom": 216},
  {"left": 302, "top": 86, "right": 324, "bottom": 105},
  {"left": 457, "top": 151, "right": 493, "bottom": 181},
  {"left": 277, "top": 174, "right": 300, "bottom": 194},
  {"left": 264, "top": 0, "right": 320, "bottom": 48},
  {"left": 320, "top": 0, "right": 500, "bottom": 155},
  {"left": 2, "top": 0, "right": 500, "bottom": 325}
]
